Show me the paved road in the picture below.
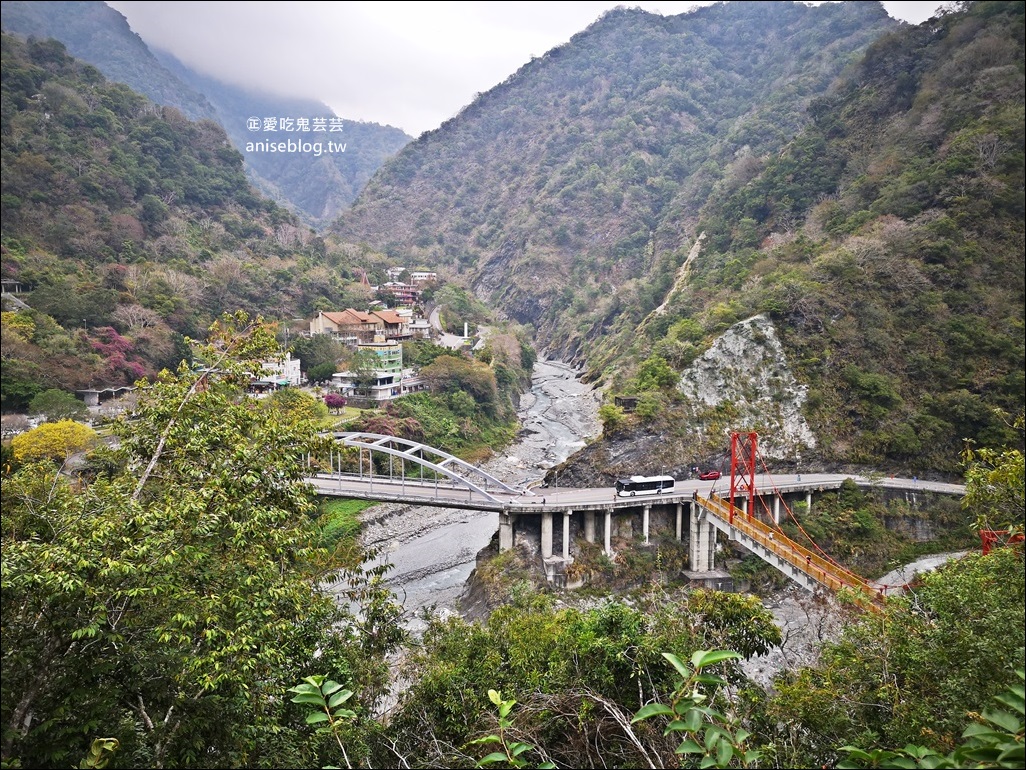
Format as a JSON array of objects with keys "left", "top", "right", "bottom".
[
  {"left": 307, "top": 472, "right": 965, "bottom": 510},
  {"left": 427, "top": 306, "right": 468, "bottom": 349}
]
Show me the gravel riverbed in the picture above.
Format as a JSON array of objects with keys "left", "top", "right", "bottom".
[{"left": 352, "top": 359, "right": 602, "bottom": 630}]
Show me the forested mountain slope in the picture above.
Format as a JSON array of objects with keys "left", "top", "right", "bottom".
[
  {"left": 334, "top": 1, "right": 897, "bottom": 335},
  {"left": 611, "top": 0, "right": 1024, "bottom": 476},
  {"left": 153, "top": 48, "right": 412, "bottom": 225},
  {"left": 0, "top": 33, "right": 375, "bottom": 408},
  {"left": 336, "top": 0, "right": 1024, "bottom": 476},
  {"left": 0, "top": 0, "right": 218, "bottom": 120},
  {"left": 1, "top": 0, "right": 412, "bottom": 225}
]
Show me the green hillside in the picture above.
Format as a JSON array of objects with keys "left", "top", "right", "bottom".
[
  {"left": 0, "top": 33, "right": 364, "bottom": 408},
  {"left": 1, "top": 0, "right": 413, "bottom": 225},
  {"left": 334, "top": 0, "right": 1025, "bottom": 475},
  {"left": 601, "top": 0, "right": 1025, "bottom": 475},
  {"left": 0, "top": 0, "right": 218, "bottom": 120}
]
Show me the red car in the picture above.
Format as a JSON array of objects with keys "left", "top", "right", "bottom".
[{"left": 698, "top": 470, "right": 721, "bottom": 480}]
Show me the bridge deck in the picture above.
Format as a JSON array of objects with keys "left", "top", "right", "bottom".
[
  {"left": 698, "top": 493, "right": 888, "bottom": 609},
  {"left": 308, "top": 472, "right": 963, "bottom": 512},
  {"left": 307, "top": 470, "right": 961, "bottom": 608}
]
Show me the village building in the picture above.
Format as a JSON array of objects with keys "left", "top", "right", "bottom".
[
  {"left": 409, "top": 270, "right": 437, "bottom": 284},
  {"left": 250, "top": 352, "right": 303, "bottom": 391},
  {"left": 310, "top": 309, "right": 382, "bottom": 344},
  {"left": 330, "top": 335, "right": 427, "bottom": 406},
  {"left": 309, "top": 308, "right": 412, "bottom": 343},
  {"left": 409, "top": 318, "right": 432, "bottom": 339},
  {"left": 378, "top": 282, "right": 421, "bottom": 307},
  {"left": 76, "top": 385, "right": 136, "bottom": 408},
  {"left": 386, "top": 267, "right": 437, "bottom": 285}
]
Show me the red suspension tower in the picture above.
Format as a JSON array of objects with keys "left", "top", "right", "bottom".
[{"left": 729, "top": 432, "right": 758, "bottom": 523}]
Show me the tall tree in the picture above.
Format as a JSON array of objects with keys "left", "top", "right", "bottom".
[
  {"left": 1, "top": 313, "right": 404, "bottom": 768},
  {"left": 961, "top": 411, "right": 1025, "bottom": 536},
  {"left": 27, "top": 388, "right": 89, "bottom": 422}
]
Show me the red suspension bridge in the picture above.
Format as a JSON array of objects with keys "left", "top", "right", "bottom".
[{"left": 308, "top": 431, "right": 979, "bottom": 606}]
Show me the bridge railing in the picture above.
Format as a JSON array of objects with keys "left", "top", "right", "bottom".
[
  {"left": 701, "top": 493, "right": 886, "bottom": 611},
  {"left": 321, "top": 431, "right": 525, "bottom": 504}
]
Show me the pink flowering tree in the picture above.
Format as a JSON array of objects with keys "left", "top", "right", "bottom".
[{"left": 324, "top": 392, "right": 347, "bottom": 414}]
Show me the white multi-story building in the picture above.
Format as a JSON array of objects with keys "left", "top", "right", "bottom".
[
  {"left": 385, "top": 267, "right": 437, "bottom": 285},
  {"left": 330, "top": 336, "right": 427, "bottom": 405},
  {"left": 259, "top": 352, "right": 303, "bottom": 387}
]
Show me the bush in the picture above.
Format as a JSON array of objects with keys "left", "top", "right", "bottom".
[
  {"left": 28, "top": 388, "right": 88, "bottom": 422},
  {"left": 10, "top": 419, "right": 97, "bottom": 463},
  {"left": 598, "top": 403, "right": 627, "bottom": 434}
]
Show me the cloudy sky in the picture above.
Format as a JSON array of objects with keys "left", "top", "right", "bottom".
[{"left": 108, "top": 1, "right": 949, "bottom": 137}]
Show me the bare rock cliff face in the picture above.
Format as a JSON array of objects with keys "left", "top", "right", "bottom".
[
  {"left": 677, "top": 314, "right": 816, "bottom": 461},
  {"left": 553, "top": 314, "right": 817, "bottom": 486}
]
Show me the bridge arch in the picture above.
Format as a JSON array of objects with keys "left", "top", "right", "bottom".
[{"left": 327, "top": 432, "right": 525, "bottom": 503}]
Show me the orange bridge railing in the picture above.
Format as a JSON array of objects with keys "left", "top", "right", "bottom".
[{"left": 699, "top": 492, "right": 887, "bottom": 611}]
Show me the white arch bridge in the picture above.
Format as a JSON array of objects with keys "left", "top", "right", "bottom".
[
  {"left": 308, "top": 432, "right": 966, "bottom": 605},
  {"left": 312, "top": 431, "right": 529, "bottom": 503}
]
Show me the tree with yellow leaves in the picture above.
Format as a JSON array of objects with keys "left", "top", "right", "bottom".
[{"left": 10, "top": 419, "right": 97, "bottom": 463}]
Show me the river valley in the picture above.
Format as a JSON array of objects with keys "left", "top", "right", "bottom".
[
  {"left": 340, "top": 356, "right": 972, "bottom": 687},
  {"left": 350, "top": 359, "right": 602, "bottom": 631}
]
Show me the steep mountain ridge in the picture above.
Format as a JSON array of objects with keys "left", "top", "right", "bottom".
[
  {"left": 334, "top": 1, "right": 898, "bottom": 347},
  {"left": 335, "top": 0, "right": 1024, "bottom": 476},
  {"left": 1, "top": 0, "right": 412, "bottom": 224},
  {"left": 151, "top": 47, "right": 412, "bottom": 225},
  {"left": 0, "top": 0, "right": 217, "bottom": 120},
  {"left": 0, "top": 32, "right": 363, "bottom": 406}
]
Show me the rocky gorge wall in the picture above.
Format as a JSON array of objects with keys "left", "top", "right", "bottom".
[{"left": 553, "top": 313, "right": 819, "bottom": 486}]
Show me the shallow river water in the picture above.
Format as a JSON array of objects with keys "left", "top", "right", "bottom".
[{"left": 350, "top": 359, "right": 602, "bottom": 629}]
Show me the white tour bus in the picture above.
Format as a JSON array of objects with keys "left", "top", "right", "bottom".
[{"left": 614, "top": 475, "right": 675, "bottom": 496}]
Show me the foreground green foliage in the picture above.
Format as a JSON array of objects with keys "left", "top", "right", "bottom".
[
  {"left": 288, "top": 675, "right": 358, "bottom": 770},
  {"left": 839, "top": 667, "right": 1025, "bottom": 769},
  {"left": 768, "top": 547, "right": 1025, "bottom": 766},
  {"left": 469, "top": 690, "right": 555, "bottom": 769},
  {"left": 962, "top": 412, "right": 1025, "bottom": 536},
  {"left": 632, "top": 650, "right": 761, "bottom": 768},
  {"left": 0, "top": 314, "right": 405, "bottom": 768},
  {"left": 380, "top": 589, "right": 779, "bottom": 768},
  {"left": 377, "top": 548, "right": 1021, "bottom": 769}
]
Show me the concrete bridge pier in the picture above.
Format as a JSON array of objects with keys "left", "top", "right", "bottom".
[
  {"left": 772, "top": 496, "right": 780, "bottom": 524},
  {"left": 643, "top": 504, "right": 650, "bottom": 544},
  {"left": 584, "top": 510, "right": 596, "bottom": 543},
  {"left": 685, "top": 502, "right": 734, "bottom": 591},
  {"left": 675, "top": 503, "right": 683, "bottom": 541},
  {"left": 541, "top": 511, "right": 554, "bottom": 559},
  {"left": 562, "top": 510, "right": 572, "bottom": 561},
  {"left": 689, "top": 510, "right": 716, "bottom": 571},
  {"left": 499, "top": 512, "right": 514, "bottom": 551},
  {"left": 536, "top": 510, "right": 575, "bottom": 588},
  {"left": 604, "top": 508, "right": 612, "bottom": 555}
]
